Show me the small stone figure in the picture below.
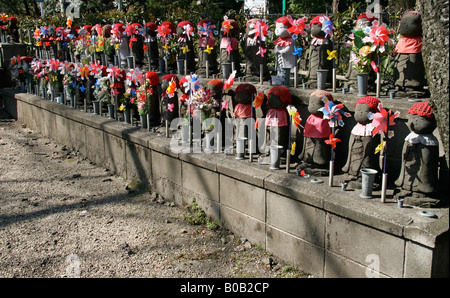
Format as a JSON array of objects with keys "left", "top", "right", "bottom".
[
  {"left": 7, "top": 16, "right": 19, "bottom": 43},
  {"left": 127, "top": 23, "right": 144, "bottom": 68},
  {"left": 273, "top": 17, "right": 296, "bottom": 77},
  {"left": 342, "top": 96, "right": 382, "bottom": 182},
  {"left": 145, "top": 71, "right": 162, "bottom": 127},
  {"left": 220, "top": 18, "right": 241, "bottom": 77},
  {"left": 393, "top": 11, "right": 428, "bottom": 97},
  {"left": 197, "top": 19, "right": 218, "bottom": 76},
  {"left": 234, "top": 83, "right": 257, "bottom": 142},
  {"left": 395, "top": 101, "right": 440, "bottom": 206},
  {"left": 299, "top": 90, "right": 334, "bottom": 169},
  {"left": 161, "top": 74, "right": 180, "bottom": 123},
  {"left": 157, "top": 21, "right": 176, "bottom": 73},
  {"left": 265, "top": 86, "right": 292, "bottom": 155},
  {"left": 176, "top": 21, "right": 196, "bottom": 74},
  {"left": 144, "top": 22, "right": 159, "bottom": 70},
  {"left": 111, "top": 23, "right": 129, "bottom": 67},
  {"left": 102, "top": 24, "right": 114, "bottom": 65},
  {"left": 244, "top": 18, "right": 270, "bottom": 82},
  {"left": 306, "top": 15, "right": 334, "bottom": 88}
]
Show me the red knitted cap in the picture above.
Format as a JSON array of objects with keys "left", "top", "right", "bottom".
[
  {"left": 276, "top": 17, "right": 292, "bottom": 28},
  {"left": 235, "top": 83, "right": 256, "bottom": 96},
  {"left": 408, "top": 101, "right": 434, "bottom": 118},
  {"left": 207, "top": 79, "right": 223, "bottom": 89},
  {"left": 177, "top": 21, "right": 193, "bottom": 28},
  {"left": 145, "top": 71, "right": 160, "bottom": 86},
  {"left": 268, "top": 86, "right": 292, "bottom": 104},
  {"left": 310, "top": 15, "right": 325, "bottom": 26},
  {"left": 162, "top": 74, "right": 179, "bottom": 86},
  {"left": 355, "top": 96, "right": 380, "bottom": 111}
]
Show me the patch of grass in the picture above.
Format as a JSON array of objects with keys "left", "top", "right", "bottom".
[{"left": 184, "top": 198, "right": 221, "bottom": 231}]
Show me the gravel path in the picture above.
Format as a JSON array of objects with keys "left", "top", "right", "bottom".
[{"left": 0, "top": 109, "right": 309, "bottom": 278}]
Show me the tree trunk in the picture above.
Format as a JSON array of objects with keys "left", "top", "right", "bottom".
[{"left": 421, "top": 0, "right": 449, "bottom": 166}]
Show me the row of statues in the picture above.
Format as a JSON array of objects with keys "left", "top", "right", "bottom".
[{"left": 26, "top": 11, "right": 429, "bottom": 97}]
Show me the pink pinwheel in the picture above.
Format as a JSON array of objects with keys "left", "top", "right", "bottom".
[
  {"left": 90, "top": 60, "right": 101, "bottom": 76},
  {"left": 107, "top": 66, "right": 123, "bottom": 82},
  {"left": 49, "top": 59, "right": 61, "bottom": 72},
  {"left": 369, "top": 103, "right": 400, "bottom": 136},
  {"left": 369, "top": 25, "right": 390, "bottom": 47},
  {"left": 251, "top": 20, "right": 270, "bottom": 42},
  {"left": 221, "top": 99, "right": 228, "bottom": 111},
  {"left": 167, "top": 103, "right": 174, "bottom": 112},
  {"left": 183, "top": 24, "right": 194, "bottom": 40},
  {"left": 256, "top": 46, "right": 267, "bottom": 57}
]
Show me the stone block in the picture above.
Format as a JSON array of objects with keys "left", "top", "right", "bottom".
[
  {"left": 220, "top": 175, "right": 265, "bottom": 221},
  {"left": 84, "top": 125, "right": 104, "bottom": 166},
  {"left": 404, "top": 241, "right": 433, "bottom": 278},
  {"left": 324, "top": 250, "right": 389, "bottom": 278},
  {"left": 267, "top": 191, "right": 325, "bottom": 247},
  {"left": 104, "top": 133, "right": 126, "bottom": 176},
  {"left": 125, "top": 142, "right": 152, "bottom": 186},
  {"left": 325, "top": 213, "right": 405, "bottom": 277},
  {"left": 182, "top": 161, "right": 219, "bottom": 201},
  {"left": 266, "top": 225, "right": 324, "bottom": 277},
  {"left": 221, "top": 205, "right": 265, "bottom": 249}
]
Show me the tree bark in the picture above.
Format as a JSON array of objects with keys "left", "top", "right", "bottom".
[{"left": 421, "top": 0, "right": 449, "bottom": 165}]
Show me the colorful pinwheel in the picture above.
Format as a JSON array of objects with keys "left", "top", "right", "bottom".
[
  {"left": 319, "top": 98, "right": 351, "bottom": 128},
  {"left": 368, "top": 103, "right": 400, "bottom": 136}
]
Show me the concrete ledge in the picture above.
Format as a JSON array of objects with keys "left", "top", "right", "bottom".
[{"left": 3, "top": 89, "right": 448, "bottom": 278}]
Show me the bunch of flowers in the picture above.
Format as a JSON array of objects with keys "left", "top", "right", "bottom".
[
  {"left": 47, "top": 59, "right": 63, "bottom": 90},
  {"left": 347, "top": 19, "right": 395, "bottom": 74},
  {"left": 123, "top": 67, "right": 144, "bottom": 111},
  {"left": 60, "top": 61, "right": 76, "bottom": 96}
]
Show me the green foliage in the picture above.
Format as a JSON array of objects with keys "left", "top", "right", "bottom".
[{"left": 184, "top": 198, "right": 220, "bottom": 230}]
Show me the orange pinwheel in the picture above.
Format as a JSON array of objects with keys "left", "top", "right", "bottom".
[
  {"left": 253, "top": 91, "right": 264, "bottom": 108},
  {"left": 325, "top": 133, "right": 341, "bottom": 149}
]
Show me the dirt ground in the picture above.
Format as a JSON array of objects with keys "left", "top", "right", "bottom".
[{"left": 0, "top": 107, "right": 310, "bottom": 278}]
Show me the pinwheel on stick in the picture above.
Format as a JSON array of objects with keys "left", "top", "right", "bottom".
[
  {"left": 367, "top": 102, "right": 400, "bottom": 202},
  {"left": 318, "top": 96, "right": 351, "bottom": 186}
]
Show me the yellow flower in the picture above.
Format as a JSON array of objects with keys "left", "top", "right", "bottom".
[
  {"left": 119, "top": 104, "right": 125, "bottom": 111},
  {"left": 359, "top": 45, "right": 372, "bottom": 57}
]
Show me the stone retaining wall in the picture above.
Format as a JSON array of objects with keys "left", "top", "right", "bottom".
[{"left": 2, "top": 89, "right": 448, "bottom": 278}]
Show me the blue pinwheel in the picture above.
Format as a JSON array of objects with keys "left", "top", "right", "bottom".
[
  {"left": 318, "top": 97, "right": 351, "bottom": 128},
  {"left": 293, "top": 46, "right": 303, "bottom": 58}
]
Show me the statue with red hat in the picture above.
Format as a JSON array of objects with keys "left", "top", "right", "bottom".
[
  {"left": 264, "top": 86, "right": 292, "bottom": 156},
  {"left": 392, "top": 11, "right": 428, "bottom": 98},
  {"left": 305, "top": 15, "right": 334, "bottom": 88},
  {"left": 220, "top": 17, "right": 242, "bottom": 77},
  {"left": 176, "top": 21, "right": 196, "bottom": 74},
  {"left": 273, "top": 16, "right": 296, "bottom": 77},
  {"left": 394, "top": 101, "right": 441, "bottom": 207},
  {"left": 298, "top": 90, "right": 334, "bottom": 172},
  {"left": 197, "top": 19, "right": 218, "bottom": 76},
  {"left": 342, "top": 96, "right": 382, "bottom": 185},
  {"left": 144, "top": 22, "right": 159, "bottom": 70}
]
